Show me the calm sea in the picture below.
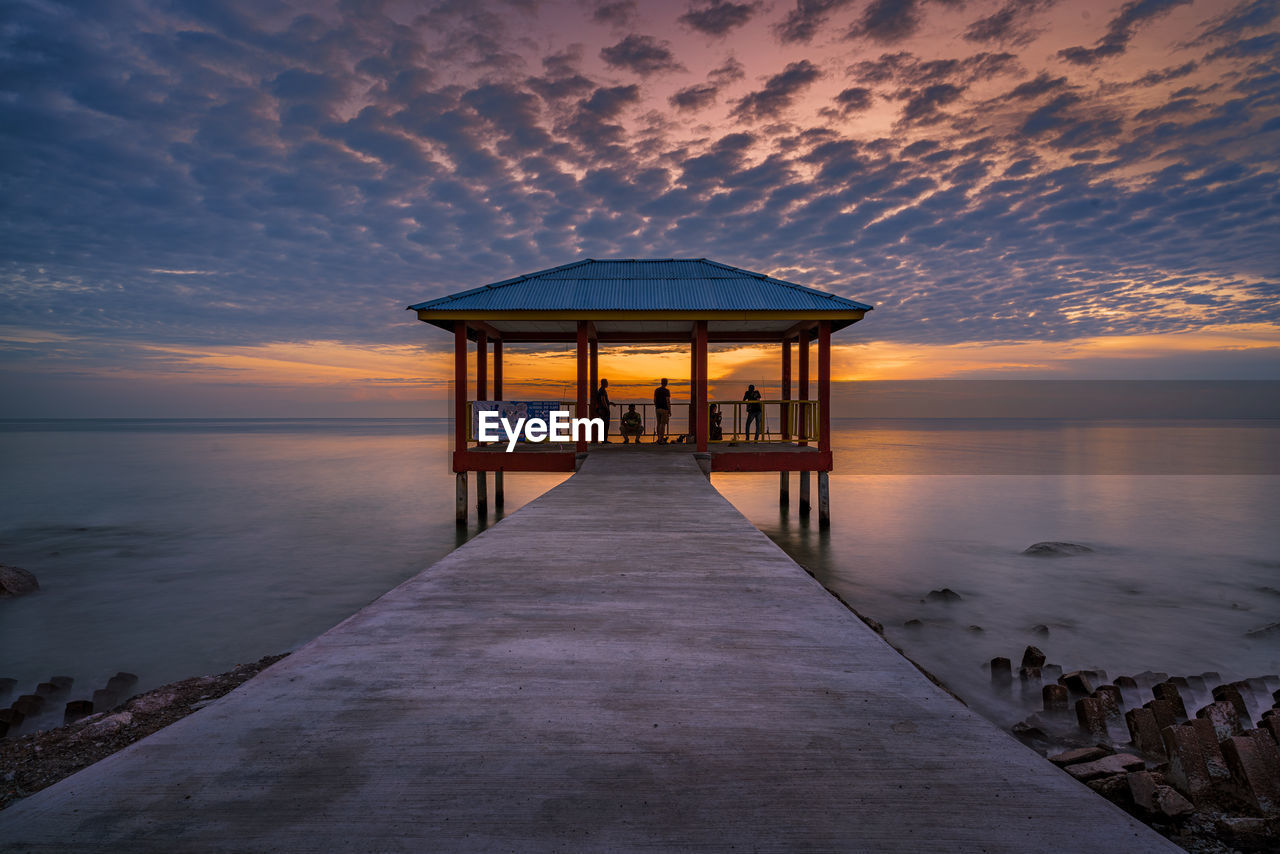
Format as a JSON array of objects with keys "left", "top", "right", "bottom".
[{"left": 2, "top": 418, "right": 1277, "bottom": 733}]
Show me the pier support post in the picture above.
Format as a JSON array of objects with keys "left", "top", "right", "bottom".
[
  {"left": 799, "top": 470, "right": 811, "bottom": 515},
  {"left": 495, "top": 471, "right": 504, "bottom": 509},
  {"left": 779, "top": 470, "right": 789, "bottom": 504},
  {"left": 476, "top": 471, "right": 487, "bottom": 516},
  {"left": 818, "top": 471, "right": 829, "bottom": 526},
  {"left": 455, "top": 472, "right": 467, "bottom": 525}
]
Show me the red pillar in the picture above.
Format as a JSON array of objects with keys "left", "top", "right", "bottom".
[
  {"left": 576, "top": 321, "right": 589, "bottom": 453},
  {"left": 589, "top": 337, "right": 598, "bottom": 403},
  {"left": 454, "top": 321, "right": 468, "bottom": 464},
  {"left": 798, "top": 329, "right": 810, "bottom": 444},
  {"left": 695, "top": 320, "right": 708, "bottom": 452},
  {"left": 476, "top": 331, "right": 488, "bottom": 401},
  {"left": 493, "top": 340, "right": 503, "bottom": 401},
  {"left": 781, "top": 338, "right": 792, "bottom": 442},
  {"left": 689, "top": 334, "right": 698, "bottom": 441},
  {"left": 818, "top": 321, "right": 831, "bottom": 455}
]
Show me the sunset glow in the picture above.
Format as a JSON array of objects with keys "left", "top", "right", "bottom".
[{"left": 2, "top": 0, "right": 1277, "bottom": 415}]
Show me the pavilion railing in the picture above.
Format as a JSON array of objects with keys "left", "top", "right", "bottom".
[{"left": 464, "top": 400, "right": 817, "bottom": 444}]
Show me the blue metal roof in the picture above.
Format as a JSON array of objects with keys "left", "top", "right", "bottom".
[{"left": 408, "top": 259, "right": 873, "bottom": 313}]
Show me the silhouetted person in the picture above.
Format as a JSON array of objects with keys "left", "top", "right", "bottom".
[
  {"left": 594, "top": 378, "right": 611, "bottom": 442},
  {"left": 743, "top": 384, "right": 762, "bottom": 440},
  {"left": 654, "top": 377, "right": 672, "bottom": 443},
  {"left": 709, "top": 404, "right": 723, "bottom": 441},
  {"left": 620, "top": 404, "right": 643, "bottom": 443}
]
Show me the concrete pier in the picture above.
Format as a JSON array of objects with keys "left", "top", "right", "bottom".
[{"left": 0, "top": 452, "right": 1175, "bottom": 852}]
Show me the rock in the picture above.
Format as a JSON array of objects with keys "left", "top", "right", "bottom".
[
  {"left": 80, "top": 710, "right": 133, "bottom": 738},
  {"left": 1076, "top": 697, "right": 1109, "bottom": 741},
  {"left": 1221, "top": 733, "right": 1280, "bottom": 813},
  {"left": 990, "top": 657, "right": 1012, "bottom": 686},
  {"left": 1153, "top": 681, "right": 1188, "bottom": 720},
  {"left": 1031, "top": 624, "right": 1050, "bottom": 637},
  {"left": 1042, "top": 683, "right": 1069, "bottom": 714},
  {"left": 1163, "top": 724, "right": 1214, "bottom": 802},
  {"left": 1245, "top": 621, "right": 1280, "bottom": 638},
  {"left": 1021, "top": 645, "right": 1047, "bottom": 669},
  {"left": 1010, "top": 720, "right": 1052, "bottom": 748},
  {"left": 925, "top": 588, "right": 962, "bottom": 602},
  {"left": 1049, "top": 746, "right": 1110, "bottom": 767},
  {"left": 1093, "top": 686, "right": 1123, "bottom": 727},
  {"left": 63, "top": 699, "right": 94, "bottom": 724},
  {"left": 126, "top": 691, "right": 177, "bottom": 715},
  {"left": 1152, "top": 785, "right": 1196, "bottom": 817},
  {"left": 1127, "top": 770, "right": 1159, "bottom": 811},
  {"left": 1059, "top": 670, "right": 1095, "bottom": 697},
  {"left": 0, "top": 564, "right": 39, "bottom": 597},
  {"left": 0, "top": 677, "right": 15, "bottom": 702},
  {"left": 1144, "top": 698, "right": 1177, "bottom": 732},
  {"left": 1198, "top": 700, "right": 1244, "bottom": 741},
  {"left": 1126, "top": 707, "right": 1167, "bottom": 760},
  {"left": 1064, "top": 753, "right": 1144, "bottom": 781},
  {"left": 966, "top": 624, "right": 983, "bottom": 632},
  {"left": 1189, "top": 718, "right": 1230, "bottom": 781},
  {"left": 903, "top": 619, "right": 923, "bottom": 628},
  {"left": 1022, "top": 541, "right": 1093, "bottom": 557}
]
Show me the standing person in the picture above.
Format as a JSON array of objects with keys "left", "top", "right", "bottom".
[
  {"left": 593, "top": 378, "right": 611, "bottom": 442},
  {"left": 653, "top": 377, "right": 672, "bottom": 444},
  {"left": 743, "top": 383, "right": 763, "bottom": 441}
]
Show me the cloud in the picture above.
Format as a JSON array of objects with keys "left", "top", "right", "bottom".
[
  {"left": 670, "top": 83, "right": 720, "bottom": 111},
  {"left": 963, "top": 0, "right": 1057, "bottom": 46},
  {"left": 1058, "top": 0, "right": 1196, "bottom": 66},
  {"left": 847, "top": 0, "right": 925, "bottom": 44},
  {"left": 774, "top": 0, "right": 857, "bottom": 44},
  {"left": 600, "top": 34, "right": 685, "bottom": 76},
  {"left": 1192, "top": 0, "right": 1280, "bottom": 45},
  {"left": 588, "top": 0, "right": 636, "bottom": 27},
  {"left": 679, "top": 1, "right": 762, "bottom": 36},
  {"left": 834, "top": 86, "right": 873, "bottom": 113},
  {"left": 731, "top": 60, "right": 823, "bottom": 121}
]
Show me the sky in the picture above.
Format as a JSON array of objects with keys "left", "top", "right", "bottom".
[{"left": 2, "top": 0, "right": 1279, "bottom": 416}]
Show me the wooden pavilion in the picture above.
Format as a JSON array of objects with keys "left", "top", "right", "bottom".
[{"left": 409, "top": 259, "right": 872, "bottom": 523}]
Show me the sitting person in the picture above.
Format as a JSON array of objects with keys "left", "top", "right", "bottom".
[
  {"left": 708, "top": 404, "right": 723, "bottom": 441},
  {"left": 620, "top": 404, "right": 644, "bottom": 443}
]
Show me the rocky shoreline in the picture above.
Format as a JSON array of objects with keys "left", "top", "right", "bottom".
[
  {"left": 0, "top": 654, "right": 288, "bottom": 811},
  {"left": 989, "top": 644, "right": 1280, "bottom": 853}
]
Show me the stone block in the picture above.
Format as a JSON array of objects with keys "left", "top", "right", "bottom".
[
  {"left": 64, "top": 699, "right": 94, "bottom": 724},
  {"left": 1049, "top": 746, "right": 1109, "bottom": 767},
  {"left": 91, "top": 688, "right": 119, "bottom": 711},
  {"left": 1221, "top": 734, "right": 1280, "bottom": 814},
  {"left": 0, "top": 707, "right": 23, "bottom": 737},
  {"left": 1261, "top": 716, "right": 1280, "bottom": 745},
  {"left": 1021, "top": 645, "right": 1046, "bottom": 669},
  {"left": 1200, "top": 671, "right": 1221, "bottom": 685},
  {"left": 1093, "top": 687, "right": 1123, "bottom": 729},
  {"left": 1163, "top": 724, "right": 1213, "bottom": 802},
  {"left": 1076, "top": 696, "right": 1109, "bottom": 741},
  {"left": 1214, "top": 684, "right": 1250, "bottom": 720},
  {"left": 990, "top": 656, "right": 1012, "bottom": 686},
  {"left": 1189, "top": 717, "right": 1230, "bottom": 781},
  {"left": 1197, "top": 700, "right": 1244, "bottom": 742},
  {"left": 1060, "top": 670, "right": 1094, "bottom": 697},
  {"left": 1042, "top": 663, "right": 1062, "bottom": 681},
  {"left": 1126, "top": 707, "right": 1166, "bottom": 759},
  {"left": 1153, "top": 682, "right": 1188, "bottom": 719},
  {"left": 1144, "top": 698, "right": 1177, "bottom": 732},
  {"left": 1185, "top": 675, "right": 1206, "bottom": 696},
  {"left": 1064, "top": 753, "right": 1144, "bottom": 782},
  {"left": 12, "top": 693, "right": 45, "bottom": 717},
  {"left": 1042, "top": 683, "right": 1069, "bottom": 714}
]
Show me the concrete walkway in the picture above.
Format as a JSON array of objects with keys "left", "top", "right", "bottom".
[{"left": 1, "top": 453, "right": 1176, "bottom": 852}]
